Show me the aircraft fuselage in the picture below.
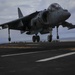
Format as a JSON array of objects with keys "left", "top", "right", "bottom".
[{"left": 29, "top": 3, "right": 71, "bottom": 35}]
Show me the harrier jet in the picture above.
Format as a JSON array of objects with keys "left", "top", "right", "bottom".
[{"left": 0, "top": 3, "right": 75, "bottom": 42}]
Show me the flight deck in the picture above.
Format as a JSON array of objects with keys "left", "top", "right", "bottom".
[{"left": 0, "top": 41, "right": 75, "bottom": 75}]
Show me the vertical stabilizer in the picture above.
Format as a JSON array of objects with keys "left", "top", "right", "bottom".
[{"left": 18, "top": 7, "right": 23, "bottom": 18}]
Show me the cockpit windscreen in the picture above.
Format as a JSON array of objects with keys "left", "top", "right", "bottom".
[{"left": 48, "top": 3, "right": 62, "bottom": 11}]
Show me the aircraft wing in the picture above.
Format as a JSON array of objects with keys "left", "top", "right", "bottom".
[
  {"left": 0, "top": 11, "right": 39, "bottom": 30},
  {"left": 62, "top": 21, "right": 75, "bottom": 29}
]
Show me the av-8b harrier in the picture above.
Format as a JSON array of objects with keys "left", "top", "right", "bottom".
[{"left": 0, "top": 3, "right": 75, "bottom": 42}]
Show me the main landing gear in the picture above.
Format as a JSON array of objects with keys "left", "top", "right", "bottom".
[
  {"left": 47, "top": 27, "right": 60, "bottom": 42},
  {"left": 32, "top": 27, "right": 60, "bottom": 42},
  {"left": 32, "top": 35, "right": 40, "bottom": 42},
  {"left": 48, "top": 35, "right": 52, "bottom": 42},
  {"left": 47, "top": 28, "right": 52, "bottom": 42}
]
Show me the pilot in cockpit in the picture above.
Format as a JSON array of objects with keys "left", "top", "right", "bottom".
[{"left": 48, "top": 3, "right": 62, "bottom": 12}]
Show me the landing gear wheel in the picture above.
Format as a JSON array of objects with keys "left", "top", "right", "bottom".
[
  {"left": 36, "top": 36, "right": 40, "bottom": 42},
  {"left": 57, "top": 35, "right": 59, "bottom": 39},
  {"left": 8, "top": 37, "right": 11, "bottom": 42},
  {"left": 32, "top": 35, "right": 40, "bottom": 42},
  {"left": 48, "top": 35, "right": 52, "bottom": 42},
  {"left": 32, "top": 36, "right": 36, "bottom": 42}
]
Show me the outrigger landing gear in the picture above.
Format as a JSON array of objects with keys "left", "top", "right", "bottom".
[
  {"left": 56, "top": 26, "right": 59, "bottom": 39},
  {"left": 32, "top": 34, "right": 40, "bottom": 42},
  {"left": 47, "top": 28, "right": 52, "bottom": 42},
  {"left": 8, "top": 27, "right": 11, "bottom": 43}
]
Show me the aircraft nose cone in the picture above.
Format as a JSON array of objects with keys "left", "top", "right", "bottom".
[
  {"left": 64, "top": 10, "right": 71, "bottom": 18},
  {"left": 66, "top": 12, "right": 71, "bottom": 17}
]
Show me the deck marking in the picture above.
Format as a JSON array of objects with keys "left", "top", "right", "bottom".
[
  {"left": 36, "top": 52, "right": 75, "bottom": 62},
  {"left": 1, "top": 50, "right": 48, "bottom": 57}
]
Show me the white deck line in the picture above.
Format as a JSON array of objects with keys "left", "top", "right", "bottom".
[
  {"left": 1, "top": 50, "right": 48, "bottom": 57},
  {"left": 36, "top": 52, "right": 75, "bottom": 62}
]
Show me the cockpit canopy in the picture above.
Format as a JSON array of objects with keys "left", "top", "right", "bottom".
[{"left": 48, "top": 3, "right": 62, "bottom": 12}]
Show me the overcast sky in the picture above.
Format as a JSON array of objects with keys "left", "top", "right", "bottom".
[{"left": 0, "top": 0, "right": 75, "bottom": 43}]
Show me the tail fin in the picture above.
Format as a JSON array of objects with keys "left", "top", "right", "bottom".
[{"left": 18, "top": 7, "right": 23, "bottom": 18}]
